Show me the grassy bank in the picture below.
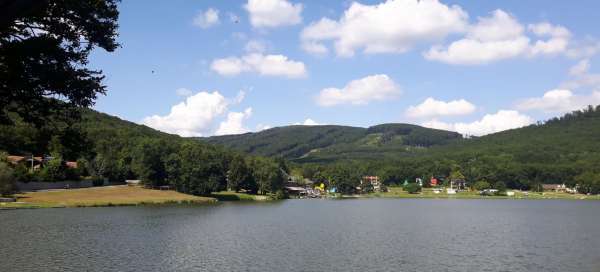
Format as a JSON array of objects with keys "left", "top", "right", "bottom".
[
  {"left": 210, "top": 191, "right": 271, "bottom": 201},
  {"left": 369, "top": 187, "right": 600, "bottom": 200},
  {"left": 0, "top": 185, "right": 216, "bottom": 209}
]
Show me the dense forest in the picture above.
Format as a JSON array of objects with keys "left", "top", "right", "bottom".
[
  {"left": 206, "top": 106, "right": 600, "bottom": 194},
  {"left": 0, "top": 108, "right": 287, "bottom": 197},
  {"left": 2, "top": 105, "right": 600, "bottom": 196},
  {"left": 203, "top": 123, "right": 462, "bottom": 161}
]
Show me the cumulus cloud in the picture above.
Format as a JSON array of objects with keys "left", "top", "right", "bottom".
[
  {"left": 562, "top": 59, "right": 600, "bottom": 90},
  {"left": 425, "top": 10, "right": 572, "bottom": 65},
  {"left": 423, "top": 110, "right": 533, "bottom": 136},
  {"left": 294, "top": 118, "right": 322, "bottom": 126},
  {"left": 406, "top": 97, "right": 476, "bottom": 118},
  {"left": 300, "top": 0, "right": 468, "bottom": 57},
  {"left": 516, "top": 89, "right": 600, "bottom": 113},
  {"left": 245, "top": 0, "right": 302, "bottom": 28},
  {"left": 211, "top": 53, "right": 307, "bottom": 78},
  {"left": 256, "top": 124, "right": 272, "bottom": 131},
  {"left": 215, "top": 108, "right": 253, "bottom": 136},
  {"left": 193, "top": 8, "right": 220, "bottom": 29},
  {"left": 143, "top": 91, "right": 229, "bottom": 137},
  {"left": 565, "top": 39, "right": 600, "bottom": 59},
  {"left": 569, "top": 59, "right": 590, "bottom": 76},
  {"left": 316, "top": 74, "right": 401, "bottom": 106},
  {"left": 528, "top": 22, "right": 571, "bottom": 56}
]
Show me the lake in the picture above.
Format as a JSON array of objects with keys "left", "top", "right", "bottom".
[{"left": 1, "top": 199, "right": 599, "bottom": 272}]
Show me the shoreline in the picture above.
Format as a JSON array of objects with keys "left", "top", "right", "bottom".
[{"left": 2, "top": 186, "right": 598, "bottom": 210}]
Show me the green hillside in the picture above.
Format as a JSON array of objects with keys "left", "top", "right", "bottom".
[
  {"left": 202, "top": 123, "right": 462, "bottom": 162},
  {"left": 0, "top": 108, "right": 289, "bottom": 197}
]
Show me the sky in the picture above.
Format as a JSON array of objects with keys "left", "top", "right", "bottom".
[{"left": 89, "top": 0, "right": 600, "bottom": 137}]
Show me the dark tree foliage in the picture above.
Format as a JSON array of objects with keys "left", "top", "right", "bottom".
[
  {"left": 0, "top": 0, "right": 119, "bottom": 125},
  {"left": 203, "top": 123, "right": 463, "bottom": 163}
]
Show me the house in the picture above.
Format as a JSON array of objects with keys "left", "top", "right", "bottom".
[
  {"left": 542, "top": 184, "right": 567, "bottom": 192},
  {"left": 284, "top": 186, "right": 306, "bottom": 197},
  {"left": 126, "top": 180, "right": 141, "bottom": 186},
  {"left": 450, "top": 178, "right": 467, "bottom": 190},
  {"left": 65, "top": 161, "right": 78, "bottom": 169},
  {"left": 430, "top": 177, "right": 438, "bottom": 187},
  {"left": 6, "top": 155, "right": 43, "bottom": 169},
  {"left": 361, "top": 176, "right": 381, "bottom": 192}
]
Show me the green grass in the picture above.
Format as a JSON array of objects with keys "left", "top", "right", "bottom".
[
  {"left": 2, "top": 186, "right": 216, "bottom": 209},
  {"left": 210, "top": 191, "right": 271, "bottom": 201},
  {"left": 372, "top": 187, "right": 600, "bottom": 200}
]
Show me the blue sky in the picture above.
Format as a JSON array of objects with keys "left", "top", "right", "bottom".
[{"left": 89, "top": 0, "right": 600, "bottom": 137}]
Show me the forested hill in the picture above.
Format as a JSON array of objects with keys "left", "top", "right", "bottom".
[
  {"left": 426, "top": 105, "right": 600, "bottom": 166},
  {"left": 201, "top": 123, "right": 463, "bottom": 161},
  {"left": 0, "top": 107, "right": 291, "bottom": 196}
]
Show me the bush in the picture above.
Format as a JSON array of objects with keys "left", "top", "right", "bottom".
[
  {"left": 403, "top": 183, "right": 422, "bottom": 194},
  {"left": 473, "top": 181, "right": 491, "bottom": 191},
  {"left": 0, "top": 162, "right": 16, "bottom": 196},
  {"left": 493, "top": 181, "right": 507, "bottom": 196},
  {"left": 273, "top": 189, "right": 288, "bottom": 200},
  {"left": 91, "top": 176, "right": 105, "bottom": 187}
]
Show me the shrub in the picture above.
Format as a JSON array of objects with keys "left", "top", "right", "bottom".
[
  {"left": 273, "top": 189, "right": 288, "bottom": 200},
  {"left": 473, "top": 181, "right": 491, "bottom": 191},
  {"left": 403, "top": 183, "right": 421, "bottom": 194},
  {"left": 91, "top": 176, "right": 105, "bottom": 187},
  {"left": 494, "top": 181, "right": 507, "bottom": 196},
  {"left": 0, "top": 161, "right": 16, "bottom": 196}
]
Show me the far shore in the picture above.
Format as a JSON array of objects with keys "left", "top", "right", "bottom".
[
  {"left": 359, "top": 187, "right": 600, "bottom": 200},
  {"left": 2, "top": 185, "right": 599, "bottom": 210},
  {"left": 0, "top": 186, "right": 278, "bottom": 210},
  {"left": 0, "top": 186, "right": 215, "bottom": 209}
]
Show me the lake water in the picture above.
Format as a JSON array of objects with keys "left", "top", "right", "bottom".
[{"left": 1, "top": 199, "right": 599, "bottom": 272}]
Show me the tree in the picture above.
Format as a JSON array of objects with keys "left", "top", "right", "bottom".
[
  {"left": 0, "top": 160, "right": 16, "bottom": 196},
  {"left": 472, "top": 181, "right": 491, "bottom": 191},
  {"left": 40, "top": 155, "right": 66, "bottom": 181},
  {"left": 250, "top": 157, "right": 284, "bottom": 195},
  {"left": 227, "top": 155, "right": 251, "bottom": 192},
  {"left": 0, "top": 0, "right": 120, "bottom": 124},
  {"left": 575, "top": 172, "right": 600, "bottom": 195},
  {"left": 493, "top": 181, "right": 507, "bottom": 195},
  {"left": 403, "top": 183, "right": 421, "bottom": 194}
]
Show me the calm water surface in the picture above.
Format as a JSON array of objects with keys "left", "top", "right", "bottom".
[{"left": 1, "top": 199, "right": 599, "bottom": 272}]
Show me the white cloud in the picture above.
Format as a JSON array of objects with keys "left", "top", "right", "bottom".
[
  {"left": 211, "top": 53, "right": 307, "bottom": 78},
  {"left": 215, "top": 108, "right": 253, "bottom": 136},
  {"left": 516, "top": 89, "right": 600, "bottom": 113},
  {"left": 561, "top": 59, "right": 600, "bottom": 90},
  {"left": 244, "top": 40, "right": 267, "bottom": 53},
  {"left": 316, "top": 74, "right": 401, "bottom": 106},
  {"left": 300, "top": 0, "right": 468, "bottom": 57},
  {"left": 294, "top": 118, "right": 322, "bottom": 126},
  {"left": 569, "top": 59, "right": 590, "bottom": 76},
  {"left": 565, "top": 39, "right": 600, "bottom": 59},
  {"left": 423, "top": 110, "right": 533, "bottom": 136},
  {"left": 143, "top": 91, "right": 229, "bottom": 137},
  {"left": 256, "top": 124, "right": 272, "bottom": 131},
  {"left": 425, "top": 10, "right": 530, "bottom": 65},
  {"left": 245, "top": 0, "right": 302, "bottom": 28},
  {"left": 193, "top": 8, "right": 220, "bottom": 29},
  {"left": 406, "top": 97, "right": 476, "bottom": 118},
  {"left": 528, "top": 22, "right": 571, "bottom": 56},
  {"left": 301, "top": 41, "right": 328, "bottom": 55},
  {"left": 425, "top": 10, "right": 572, "bottom": 65},
  {"left": 175, "top": 88, "right": 193, "bottom": 97}
]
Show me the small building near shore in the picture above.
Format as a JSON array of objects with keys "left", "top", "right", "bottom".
[
  {"left": 361, "top": 176, "right": 382, "bottom": 192},
  {"left": 284, "top": 186, "right": 306, "bottom": 197},
  {"left": 542, "top": 184, "right": 567, "bottom": 192}
]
